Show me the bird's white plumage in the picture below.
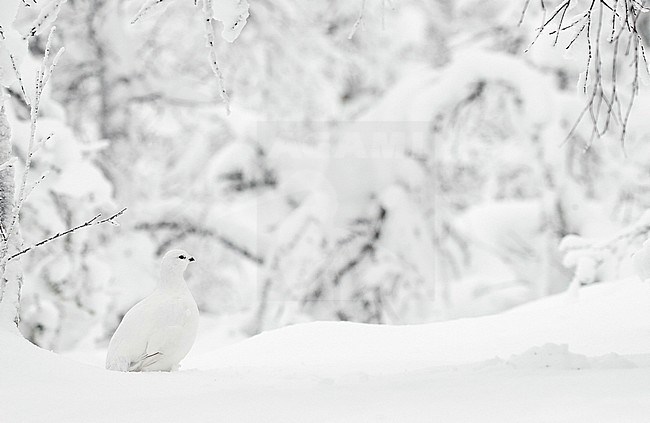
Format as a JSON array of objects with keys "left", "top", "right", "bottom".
[{"left": 106, "top": 249, "right": 199, "bottom": 372}]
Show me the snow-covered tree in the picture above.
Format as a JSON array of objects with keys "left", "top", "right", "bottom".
[
  {"left": 0, "top": 1, "right": 123, "bottom": 345},
  {"left": 3, "top": 0, "right": 650, "bottom": 349}
]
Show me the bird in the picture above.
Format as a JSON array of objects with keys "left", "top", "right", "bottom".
[{"left": 106, "top": 249, "right": 199, "bottom": 372}]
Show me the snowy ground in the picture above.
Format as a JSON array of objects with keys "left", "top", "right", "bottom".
[{"left": 2, "top": 279, "right": 650, "bottom": 422}]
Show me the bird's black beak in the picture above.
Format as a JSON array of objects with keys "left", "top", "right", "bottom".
[{"left": 188, "top": 257, "right": 195, "bottom": 262}]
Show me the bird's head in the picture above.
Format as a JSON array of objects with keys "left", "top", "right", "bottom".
[{"left": 161, "top": 249, "right": 196, "bottom": 274}]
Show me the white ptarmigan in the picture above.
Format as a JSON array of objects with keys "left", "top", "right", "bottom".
[{"left": 106, "top": 249, "right": 199, "bottom": 372}]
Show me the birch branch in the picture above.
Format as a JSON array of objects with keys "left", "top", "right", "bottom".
[
  {"left": 202, "top": 0, "right": 231, "bottom": 114},
  {"left": 0, "top": 26, "right": 30, "bottom": 105},
  {"left": 7, "top": 208, "right": 127, "bottom": 262},
  {"left": 131, "top": 0, "right": 173, "bottom": 25},
  {"left": 522, "top": 0, "right": 649, "bottom": 144},
  {"left": 0, "top": 27, "right": 64, "bottom": 280},
  {"left": 0, "top": 27, "right": 63, "bottom": 271},
  {"left": 348, "top": 0, "right": 367, "bottom": 40}
]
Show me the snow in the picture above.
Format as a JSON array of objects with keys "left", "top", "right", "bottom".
[
  {"left": 129, "top": 0, "right": 248, "bottom": 42},
  {"left": 2, "top": 1, "right": 650, "bottom": 419},
  {"left": 2, "top": 279, "right": 650, "bottom": 422},
  {"left": 0, "top": 0, "right": 19, "bottom": 28},
  {"left": 361, "top": 48, "right": 555, "bottom": 129},
  {"left": 204, "top": 140, "right": 258, "bottom": 185},
  {"left": 0, "top": 28, "right": 27, "bottom": 87},
  {"left": 634, "top": 239, "right": 650, "bottom": 281},
  {"left": 52, "top": 161, "right": 113, "bottom": 202},
  {"left": 212, "top": 0, "right": 249, "bottom": 42},
  {"left": 505, "top": 343, "right": 636, "bottom": 370},
  {"left": 130, "top": 0, "right": 177, "bottom": 24},
  {"left": 22, "top": 0, "right": 68, "bottom": 39}
]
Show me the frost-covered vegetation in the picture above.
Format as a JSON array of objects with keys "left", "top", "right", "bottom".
[
  {"left": 2, "top": 0, "right": 650, "bottom": 421},
  {"left": 1, "top": 2, "right": 650, "bottom": 419},
  {"left": 1, "top": 0, "right": 650, "bottom": 351}
]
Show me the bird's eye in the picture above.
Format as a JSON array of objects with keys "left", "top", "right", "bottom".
[{"left": 179, "top": 255, "right": 186, "bottom": 259}]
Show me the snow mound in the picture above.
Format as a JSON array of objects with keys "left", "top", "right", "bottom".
[
  {"left": 2, "top": 279, "right": 650, "bottom": 422},
  {"left": 506, "top": 343, "right": 590, "bottom": 370},
  {"left": 505, "top": 344, "right": 637, "bottom": 370},
  {"left": 185, "top": 279, "right": 650, "bottom": 376}
]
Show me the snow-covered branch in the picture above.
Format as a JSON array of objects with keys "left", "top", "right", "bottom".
[
  {"left": 297, "top": 204, "right": 387, "bottom": 308},
  {"left": 135, "top": 220, "right": 263, "bottom": 264},
  {"left": 0, "top": 27, "right": 64, "bottom": 275},
  {"left": 131, "top": 0, "right": 173, "bottom": 25},
  {"left": 130, "top": 0, "right": 250, "bottom": 113},
  {"left": 331, "top": 206, "right": 386, "bottom": 287},
  {"left": 201, "top": 0, "right": 231, "bottom": 113},
  {"left": 0, "top": 27, "right": 29, "bottom": 105},
  {"left": 348, "top": 0, "right": 367, "bottom": 40},
  {"left": 559, "top": 209, "right": 650, "bottom": 292},
  {"left": 22, "top": 0, "right": 68, "bottom": 39},
  {"left": 523, "top": 0, "right": 650, "bottom": 143}
]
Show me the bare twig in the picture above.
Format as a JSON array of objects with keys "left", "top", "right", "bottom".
[
  {"left": 519, "top": 0, "right": 533, "bottom": 26},
  {"left": 7, "top": 208, "right": 127, "bottom": 262}
]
